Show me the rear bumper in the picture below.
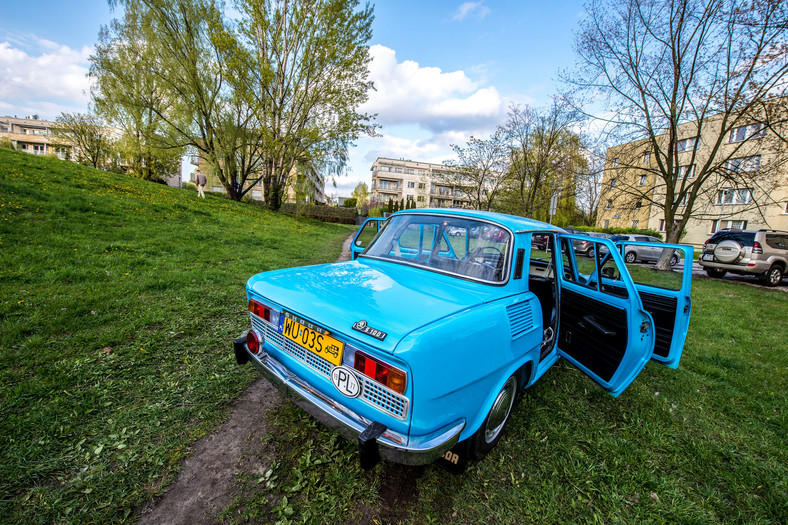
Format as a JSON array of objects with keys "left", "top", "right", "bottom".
[
  {"left": 233, "top": 336, "right": 464, "bottom": 466},
  {"left": 698, "top": 257, "right": 769, "bottom": 274}
]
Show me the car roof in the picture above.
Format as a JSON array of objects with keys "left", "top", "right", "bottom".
[{"left": 390, "top": 208, "right": 567, "bottom": 233}]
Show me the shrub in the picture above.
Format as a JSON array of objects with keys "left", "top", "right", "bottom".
[
  {"left": 368, "top": 206, "right": 384, "bottom": 217},
  {"left": 0, "top": 137, "right": 15, "bottom": 150},
  {"left": 280, "top": 203, "right": 357, "bottom": 224},
  {"left": 343, "top": 197, "right": 357, "bottom": 208}
]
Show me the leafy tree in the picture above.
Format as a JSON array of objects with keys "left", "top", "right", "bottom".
[
  {"left": 387, "top": 198, "right": 393, "bottom": 213},
  {"left": 351, "top": 182, "right": 369, "bottom": 209},
  {"left": 236, "top": 0, "right": 377, "bottom": 209},
  {"left": 564, "top": 0, "right": 788, "bottom": 255},
  {"left": 442, "top": 132, "right": 509, "bottom": 211},
  {"left": 343, "top": 197, "right": 357, "bottom": 208},
  {"left": 51, "top": 112, "right": 114, "bottom": 169},
  {"left": 497, "top": 103, "right": 586, "bottom": 222}
]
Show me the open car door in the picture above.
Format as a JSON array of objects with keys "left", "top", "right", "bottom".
[
  {"left": 555, "top": 234, "right": 656, "bottom": 397},
  {"left": 351, "top": 218, "right": 386, "bottom": 260},
  {"left": 613, "top": 240, "right": 693, "bottom": 368}
]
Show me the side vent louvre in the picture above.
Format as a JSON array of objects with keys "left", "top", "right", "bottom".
[{"left": 507, "top": 301, "right": 535, "bottom": 340}]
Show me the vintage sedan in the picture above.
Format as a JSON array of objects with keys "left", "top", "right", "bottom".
[{"left": 233, "top": 210, "right": 693, "bottom": 470}]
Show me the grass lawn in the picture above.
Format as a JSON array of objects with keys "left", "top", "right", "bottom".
[
  {"left": 1, "top": 148, "right": 786, "bottom": 524},
  {"left": 0, "top": 149, "right": 353, "bottom": 523}
]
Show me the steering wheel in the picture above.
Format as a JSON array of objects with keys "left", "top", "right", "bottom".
[{"left": 470, "top": 246, "right": 504, "bottom": 267}]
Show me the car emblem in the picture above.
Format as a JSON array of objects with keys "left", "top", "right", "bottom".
[
  {"left": 331, "top": 366, "right": 361, "bottom": 398},
  {"left": 352, "top": 320, "right": 387, "bottom": 341}
]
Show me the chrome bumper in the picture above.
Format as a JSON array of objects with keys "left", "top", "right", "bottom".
[{"left": 234, "top": 336, "right": 465, "bottom": 466}]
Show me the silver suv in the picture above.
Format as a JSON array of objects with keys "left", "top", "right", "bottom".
[{"left": 699, "top": 229, "right": 788, "bottom": 286}]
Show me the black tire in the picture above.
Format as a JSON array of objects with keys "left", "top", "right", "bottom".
[
  {"left": 587, "top": 246, "right": 596, "bottom": 258},
  {"left": 669, "top": 254, "right": 679, "bottom": 267},
  {"left": 624, "top": 251, "right": 637, "bottom": 264},
  {"left": 470, "top": 373, "right": 518, "bottom": 459},
  {"left": 705, "top": 268, "right": 727, "bottom": 278},
  {"left": 763, "top": 265, "right": 784, "bottom": 287}
]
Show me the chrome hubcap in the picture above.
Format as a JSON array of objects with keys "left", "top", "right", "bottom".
[{"left": 484, "top": 376, "right": 516, "bottom": 443}]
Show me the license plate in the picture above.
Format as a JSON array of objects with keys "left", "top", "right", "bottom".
[
  {"left": 702, "top": 254, "right": 714, "bottom": 261},
  {"left": 281, "top": 314, "right": 344, "bottom": 367}
]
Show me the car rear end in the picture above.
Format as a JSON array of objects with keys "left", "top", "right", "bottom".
[
  {"left": 233, "top": 287, "right": 464, "bottom": 468},
  {"left": 699, "top": 230, "right": 767, "bottom": 275}
]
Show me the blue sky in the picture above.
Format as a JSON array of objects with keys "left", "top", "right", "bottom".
[{"left": 0, "top": 0, "right": 587, "bottom": 198}]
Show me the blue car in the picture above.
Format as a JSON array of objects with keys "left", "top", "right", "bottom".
[{"left": 233, "top": 209, "right": 693, "bottom": 471}]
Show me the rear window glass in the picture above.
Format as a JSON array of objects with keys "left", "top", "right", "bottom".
[{"left": 709, "top": 231, "right": 756, "bottom": 245}]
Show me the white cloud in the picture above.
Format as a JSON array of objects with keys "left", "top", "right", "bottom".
[
  {"left": 0, "top": 37, "right": 92, "bottom": 118},
  {"left": 451, "top": 2, "right": 490, "bottom": 21},
  {"left": 361, "top": 45, "right": 504, "bottom": 134}
]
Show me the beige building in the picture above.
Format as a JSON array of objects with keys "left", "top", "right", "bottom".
[
  {"left": 193, "top": 155, "right": 326, "bottom": 204},
  {"left": 369, "top": 157, "right": 470, "bottom": 209},
  {"left": 596, "top": 108, "right": 788, "bottom": 247},
  {"left": 0, "top": 115, "right": 71, "bottom": 159}
]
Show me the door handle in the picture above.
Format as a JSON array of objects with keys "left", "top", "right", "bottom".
[{"left": 579, "top": 315, "right": 617, "bottom": 337}]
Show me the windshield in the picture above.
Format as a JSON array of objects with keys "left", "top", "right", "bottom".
[{"left": 362, "top": 214, "right": 511, "bottom": 283}]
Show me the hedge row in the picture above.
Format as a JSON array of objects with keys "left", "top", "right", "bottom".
[{"left": 280, "top": 203, "right": 358, "bottom": 224}]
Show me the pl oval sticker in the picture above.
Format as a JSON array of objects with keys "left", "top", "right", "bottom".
[{"left": 331, "top": 366, "right": 361, "bottom": 398}]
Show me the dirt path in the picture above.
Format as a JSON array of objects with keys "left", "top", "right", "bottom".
[{"left": 136, "top": 233, "right": 356, "bottom": 524}]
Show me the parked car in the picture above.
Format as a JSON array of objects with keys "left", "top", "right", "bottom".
[
  {"left": 698, "top": 229, "right": 788, "bottom": 286},
  {"left": 611, "top": 234, "right": 680, "bottom": 266},
  {"left": 233, "top": 210, "right": 693, "bottom": 471}
]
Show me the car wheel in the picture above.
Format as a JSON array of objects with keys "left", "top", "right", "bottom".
[
  {"left": 669, "top": 254, "right": 679, "bottom": 266},
  {"left": 625, "top": 251, "right": 637, "bottom": 264},
  {"left": 470, "top": 373, "right": 518, "bottom": 459},
  {"left": 705, "top": 268, "right": 727, "bottom": 278},
  {"left": 587, "top": 246, "right": 595, "bottom": 258},
  {"left": 764, "top": 265, "right": 784, "bottom": 287}
]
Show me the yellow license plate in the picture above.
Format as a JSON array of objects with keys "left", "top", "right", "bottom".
[{"left": 282, "top": 315, "right": 344, "bottom": 367}]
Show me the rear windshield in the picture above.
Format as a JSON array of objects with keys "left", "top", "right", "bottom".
[
  {"left": 709, "top": 231, "right": 756, "bottom": 245},
  {"left": 362, "top": 214, "right": 511, "bottom": 283}
]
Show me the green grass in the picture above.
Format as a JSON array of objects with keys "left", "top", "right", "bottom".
[
  {"left": 0, "top": 149, "right": 353, "bottom": 523},
  {"left": 2, "top": 148, "right": 786, "bottom": 524}
]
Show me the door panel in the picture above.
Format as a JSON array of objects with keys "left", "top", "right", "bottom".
[
  {"left": 615, "top": 242, "right": 693, "bottom": 368},
  {"left": 351, "top": 218, "right": 386, "bottom": 260},
  {"left": 556, "top": 234, "right": 655, "bottom": 397}
]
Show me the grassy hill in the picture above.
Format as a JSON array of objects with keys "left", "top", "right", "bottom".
[{"left": 0, "top": 149, "right": 352, "bottom": 523}]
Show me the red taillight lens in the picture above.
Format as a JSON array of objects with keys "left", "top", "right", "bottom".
[
  {"left": 753, "top": 241, "right": 763, "bottom": 254},
  {"left": 354, "top": 351, "right": 407, "bottom": 394},
  {"left": 248, "top": 299, "right": 271, "bottom": 322},
  {"left": 246, "top": 330, "right": 263, "bottom": 354}
]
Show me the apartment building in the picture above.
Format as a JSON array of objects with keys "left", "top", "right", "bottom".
[
  {"left": 596, "top": 108, "right": 788, "bottom": 247},
  {"left": 192, "top": 155, "right": 326, "bottom": 204},
  {"left": 369, "top": 157, "right": 470, "bottom": 209},
  {"left": 0, "top": 115, "right": 71, "bottom": 159}
]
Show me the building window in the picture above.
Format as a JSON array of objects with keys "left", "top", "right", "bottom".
[
  {"left": 711, "top": 219, "right": 748, "bottom": 233},
  {"left": 638, "top": 175, "right": 647, "bottom": 186},
  {"left": 417, "top": 195, "right": 425, "bottom": 202},
  {"left": 727, "top": 156, "right": 761, "bottom": 173},
  {"left": 612, "top": 157, "right": 619, "bottom": 167},
  {"left": 678, "top": 164, "right": 695, "bottom": 179},
  {"left": 380, "top": 166, "right": 391, "bottom": 172},
  {"left": 379, "top": 180, "right": 393, "bottom": 190},
  {"left": 395, "top": 167, "right": 403, "bottom": 173},
  {"left": 729, "top": 123, "right": 765, "bottom": 143},
  {"left": 33, "top": 144, "right": 45, "bottom": 154},
  {"left": 634, "top": 200, "right": 642, "bottom": 209},
  {"left": 610, "top": 178, "right": 616, "bottom": 189},
  {"left": 407, "top": 181, "right": 415, "bottom": 188},
  {"left": 418, "top": 170, "right": 425, "bottom": 175},
  {"left": 784, "top": 202, "right": 788, "bottom": 214},
  {"left": 407, "top": 169, "right": 414, "bottom": 174},
  {"left": 632, "top": 220, "right": 639, "bottom": 228},
  {"left": 603, "top": 219, "right": 610, "bottom": 228},
  {"left": 716, "top": 188, "right": 752, "bottom": 205},
  {"left": 418, "top": 183, "right": 425, "bottom": 190},
  {"left": 642, "top": 151, "right": 650, "bottom": 164},
  {"left": 659, "top": 219, "right": 666, "bottom": 232},
  {"left": 606, "top": 199, "right": 613, "bottom": 210},
  {"left": 677, "top": 193, "right": 688, "bottom": 206},
  {"left": 677, "top": 137, "right": 698, "bottom": 152}
]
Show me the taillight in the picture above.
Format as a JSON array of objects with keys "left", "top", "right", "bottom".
[
  {"left": 246, "top": 330, "right": 263, "bottom": 354},
  {"left": 354, "top": 351, "right": 407, "bottom": 394},
  {"left": 752, "top": 241, "right": 763, "bottom": 254},
  {"left": 249, "top": 298, "right": 271, "bottom": 322}
]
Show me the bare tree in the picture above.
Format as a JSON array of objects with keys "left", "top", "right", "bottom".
[
  {"left": 564, "top": 0, "right": 788, "bottom": 255},
  {"left": 442, "top": 132, "right": 510, "bottom": 211},
  {"left": 51, "top": 112, "right": 113, "bottom": 169}
]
